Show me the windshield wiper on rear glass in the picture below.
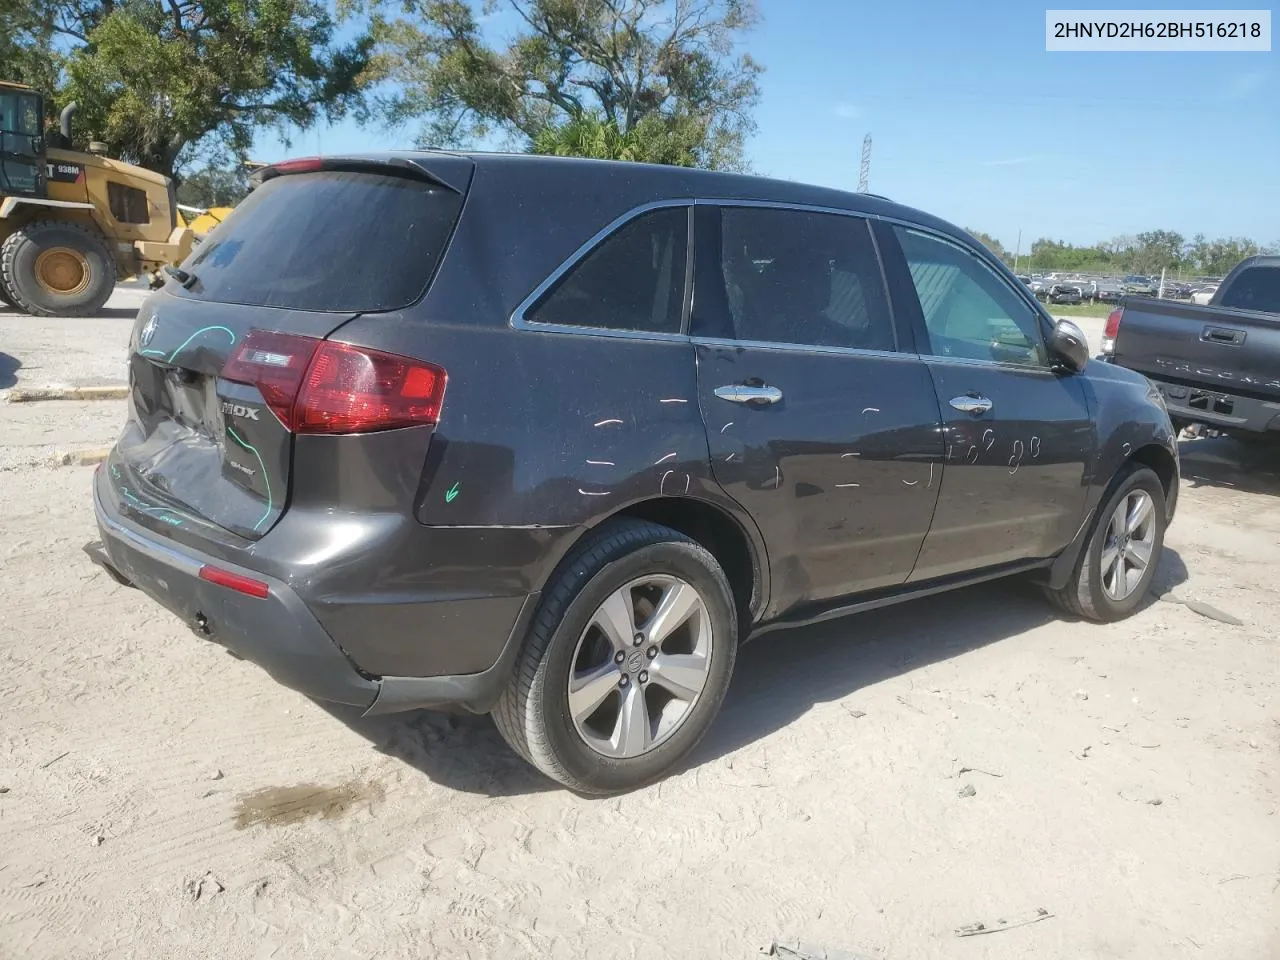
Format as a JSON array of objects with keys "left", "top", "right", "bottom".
[{"left": 163, "top": 264, "right": 198, "bottom": 288}]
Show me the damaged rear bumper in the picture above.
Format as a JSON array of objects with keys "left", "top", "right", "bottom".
[{"left": 90, "top": 470, "right": 536, "bottom": 715}]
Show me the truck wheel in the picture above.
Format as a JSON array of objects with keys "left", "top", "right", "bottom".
[
  {"left": 493, "top": 518, "right": 738, "bottom": 795},
  {"left": 0, "top": 220, "right": 116, "bottom": 318},
  {"left": 0, "top": 276, "right": 15, "bottom": 308},
  {"left": 1045, "top": 465, "right": 1166, "bottom": 622}
]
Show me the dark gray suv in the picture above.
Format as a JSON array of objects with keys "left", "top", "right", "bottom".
[{"left": 90, "top": 153, "right": 1179, "bottom": 793}]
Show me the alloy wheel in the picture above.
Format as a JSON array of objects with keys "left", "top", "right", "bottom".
[
  {"left": 1101, "top": 489, "right": 1157, "bottom": 601},
  {"left": 567, "top": 575, "right": 714, "bottom": 759}
]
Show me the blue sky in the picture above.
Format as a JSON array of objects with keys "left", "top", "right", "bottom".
[{"left": 255, "top": 1, "right": 1279, "bottom": 250}]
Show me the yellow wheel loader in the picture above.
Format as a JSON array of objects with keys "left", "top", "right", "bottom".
[
  {"left": 0, "top": 81, "right": 194, "bottom": 317},
  {"left": 178, "top": 204, "right": 236, "bottom": 240}
]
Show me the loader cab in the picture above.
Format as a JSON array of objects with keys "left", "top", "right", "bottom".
[{"left": 0, "top": 84, "right": 46, "bottom": 199}]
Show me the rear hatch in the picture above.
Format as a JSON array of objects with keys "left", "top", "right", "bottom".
[{"left": 112, "top": 159, "right": 469, "bottom": 543}]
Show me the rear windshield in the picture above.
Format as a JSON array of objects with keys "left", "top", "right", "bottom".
[
  {"left": 177, "top": 170, "right": 463, "bottom": 312},
  {"left": 1217, "top": 266, "right": 1280, "bottom": 314}
]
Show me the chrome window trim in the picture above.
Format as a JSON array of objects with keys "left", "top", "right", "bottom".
[
  {"left": 917, "top": 352, "right": 1062, "bottom": 377},
  {"left": 510, "top": 199, "right": 693, "bottom": 339},
  {"left": 508, "top": 195, "right": 1049, "bottom": 363},
  {"left": 689, "top": 336, "right": 913, "bottom": 362}
]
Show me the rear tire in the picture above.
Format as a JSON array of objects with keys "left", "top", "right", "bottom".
[
  {"left": 493, "top": 518, "right": 738, "bottom": 795},
  {"left": 1045, "top": 465, "right": 1166, "bottom": 622},
  {"left": 0, "top": 220, "right": 116, "bottom": 317}
]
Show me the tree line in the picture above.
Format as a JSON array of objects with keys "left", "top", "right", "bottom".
[
  {"left": 965, "top": 228, "right": 1276, "bottom": 278},
  {"left": 0, "top": 0, "right": 762, "bottom": 189}
]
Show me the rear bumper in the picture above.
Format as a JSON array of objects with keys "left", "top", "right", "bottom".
[
  {"left": 1149, "top": 377, "right": 1280, "bottom": 433},
  {"left": 91, "top": 472, "right": 536, "bottom": 714}
]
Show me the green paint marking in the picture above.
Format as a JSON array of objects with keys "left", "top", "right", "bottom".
[
  {"left": 445, "top": 482, "right": 460, "bottom": 503},
  {"left": 226, "top": 425, "right": 272, "bottom": 531},
  {"left": 120, "top": 486, "right": 184, "bottom": 526},
  {"left": 166, "top": 325, "right": 236, "bottom": 363}
]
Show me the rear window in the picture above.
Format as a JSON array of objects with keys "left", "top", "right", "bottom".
[
  {"left": 1217, "top": 266, "right": 1280, "bottom": 314},
  {"left": 178, "top": 170, "right": 463, "bottom": 312}
]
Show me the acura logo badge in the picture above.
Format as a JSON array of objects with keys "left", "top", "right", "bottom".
[{"left": 139, "top": 314, "right": 158, "bottom": 347}]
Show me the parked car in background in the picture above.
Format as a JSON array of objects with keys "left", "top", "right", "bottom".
[
  {"left": 1016, "top": 274, "right": 1033, "bottom": 286},
  {"left": 1103, "top": 255, "right": 1280, "bottom": 441},
  {"left": 1047, "top": 282, "right": 1083, "bottom": 304},
  {"left": 1124, "top": 275, "right": 1158, "bottom": 296},
  {"left": 1162, "top": 281, "right": 1192, "bottom": 300},
  {"left": 87, "top": 152, "right": 1179, "bottom": 793},
  {"left": 1191, "top": 284, "right": 1219, "bottom": 305},
  {"left": 1094, "top": 280, "right": 1124, "bottom": 303}
]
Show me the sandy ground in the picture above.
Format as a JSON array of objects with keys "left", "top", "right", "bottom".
[
  {"left": 1, "top": 297, "right": 1278, "bottom": 960},
  {"left": 0, "top": 283, "right": 144, "bottom": 471}
]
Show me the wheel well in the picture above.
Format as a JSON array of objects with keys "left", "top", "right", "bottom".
[
  {"left": 614, "top": 497, "right": 761, "bottom": 636},
  {"left": 1129, "top": 443, "right": 1178, "bottom": 512}
]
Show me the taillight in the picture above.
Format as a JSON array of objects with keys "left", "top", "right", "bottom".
[
  {"left": 199, "top": 564, "right": 269, "bottom": 599},
  {"left": 1101, "top": 307, "right": 1123, "bottom": 355},
  {"left": 295, "top": 341, "right": 447, "bottom": 434},
  {"left": 221, "top": 330, "right": 321, "bottom": 430},
  {"left": 220, "top": 330, "right": 447, "bottom": 434}
]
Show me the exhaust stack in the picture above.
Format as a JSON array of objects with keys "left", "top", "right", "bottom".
[{"left": 59, "top": 101, "right": 77, "bottom": 141}]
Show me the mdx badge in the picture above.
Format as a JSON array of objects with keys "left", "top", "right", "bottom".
[{"left": 221, "top": 401, "right": 261, "bottom": 420}]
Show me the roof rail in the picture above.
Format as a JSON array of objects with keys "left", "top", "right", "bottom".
[{"left": 857, "top": 192, "right": 892, "bottom": 202}]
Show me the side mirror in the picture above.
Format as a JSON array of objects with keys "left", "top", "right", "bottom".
[{"left": 1049, "top": 318, "right": 1089, "bottom": 373}]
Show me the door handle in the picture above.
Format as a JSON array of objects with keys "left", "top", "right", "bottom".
[
  {"left": 714, "top": 384, "right": 783, "bottom": 405},
  {"left": 1201, "top": 326, "right": 1245, "bottom": 345},
  {"left": 949, "top": 394, "right": 993, "bottom": 415}
]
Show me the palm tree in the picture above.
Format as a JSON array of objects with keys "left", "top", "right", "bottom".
[{"left": 529, "top": 111, "right": 707, "bottom": 167}]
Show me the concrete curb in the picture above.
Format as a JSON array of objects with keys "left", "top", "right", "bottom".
[
  {"left": 8, "top": 385, "right": 129, "bottom": 403},
  {"left": 54, "top": 447, "right": 112, "bottom": 467}
]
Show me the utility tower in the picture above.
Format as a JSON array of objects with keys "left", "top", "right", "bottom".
[{"left": 858, "top": 134, "right": 872, "bottom": 193}]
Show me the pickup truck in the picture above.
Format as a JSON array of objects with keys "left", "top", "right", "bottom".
[{"left": 1100, "top": 255, "right": 1280, "bottom": 438}]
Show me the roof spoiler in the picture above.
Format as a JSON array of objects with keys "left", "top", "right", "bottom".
[{"left": 249, "top": 155, "right": 473, "bottom": 195}]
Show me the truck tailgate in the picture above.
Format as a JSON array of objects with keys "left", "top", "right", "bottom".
[{"left": 1113, "top": 299, "right": 1280, "bottom": 402}]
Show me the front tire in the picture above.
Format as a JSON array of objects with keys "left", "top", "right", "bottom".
[
  {"left": 493, "top": 519, "right": 738, "bottom": 795},
  {"left": 1046, "top": 465, "right": 1166, "bottom": 622},
  {"left": 0, "top": 220, "right": 116, "bottom": 317}
]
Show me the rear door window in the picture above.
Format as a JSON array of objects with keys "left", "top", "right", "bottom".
[
  {"left": 179, "top": 170, "right": 464, "bottom": 313},
  {"left": 526, "top": 206, "right": 689, "bottom": 334},
  {"left": 1218, "top": 266, "right": 1280, "bottom": 313},
  {"left": 707, "top": 206, "right": 895, "bottom": 352}
]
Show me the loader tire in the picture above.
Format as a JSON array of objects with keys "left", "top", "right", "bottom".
[{"left": 0, "top": 220, "right": 116, "bottom": 318}]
